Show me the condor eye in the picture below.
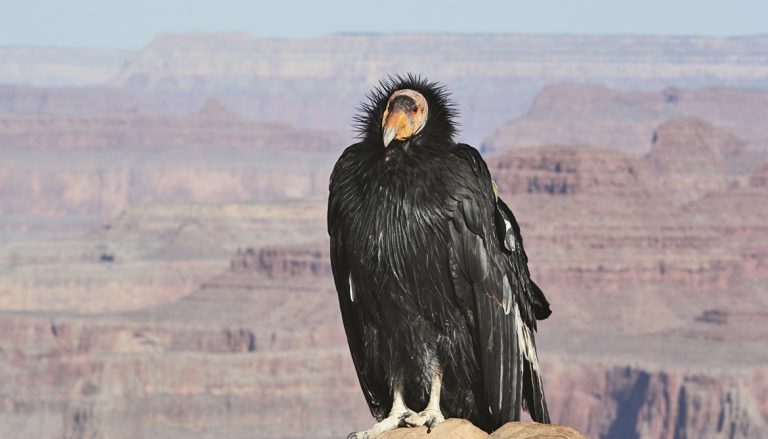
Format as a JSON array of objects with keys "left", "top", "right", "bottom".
[{"left": 412, "top": 107, "right": 418, "bottom": 114}]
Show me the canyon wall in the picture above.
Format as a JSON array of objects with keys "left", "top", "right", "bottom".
[
  {"left": 4, "top": 34, "right": 768, "bottom": 144},
  {"left": 483, "top": 85, "right": 768, "bottom": 155},
  {"left": 0, "top": 37, "right": 766, "bottom": 437}
]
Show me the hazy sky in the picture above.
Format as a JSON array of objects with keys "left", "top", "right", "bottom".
[{"left": 1, "top": 0, "right": 766, "bottom": 49}]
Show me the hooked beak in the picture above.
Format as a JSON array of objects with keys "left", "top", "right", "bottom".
[
  {"left": 382, "top": 111, "right": 410, "bottom": 147},
  {"left": 383, "top": 125, "right": 397, "bottom": 148}
]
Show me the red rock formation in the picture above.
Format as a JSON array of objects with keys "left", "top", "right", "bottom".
[
  {"left": 647, "top": 118, "right": 745, "bottom": 174},
  {"left": 483, "top": 84, "right": 768, "bottom": 155},
  {"left": 748, "top": 164, "right": 768, "bottom": 188},
  {"left": 487, "top": 146, "right": 650, "bottom": 197},
  {"left": 231, "top": 246, "right": 331, "bottom": 279},
  {"left": 640, "top": 118, "right": 749, "bottom": 204},
  {"left": 0, "top": 111, "right": 341, "bottom": 236},
  {"left": 547, "top": 358, "right": 768, "bottom": 439}
]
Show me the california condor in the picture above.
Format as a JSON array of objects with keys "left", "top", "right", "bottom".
[{"left": 328, "top": 75, "right": 551, "bottom": 438}]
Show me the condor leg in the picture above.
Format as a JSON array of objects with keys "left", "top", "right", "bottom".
[{"left": 404, "top": 369, "right": 446, "bottom": 432}]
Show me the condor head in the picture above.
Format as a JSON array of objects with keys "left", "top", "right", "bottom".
[{"left": 381, "top": 89, "right": 428, "bottom": 147}]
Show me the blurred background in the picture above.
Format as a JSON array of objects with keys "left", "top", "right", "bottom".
[{"left": 0, "top": 1, "right": 766, "bottom": 438}]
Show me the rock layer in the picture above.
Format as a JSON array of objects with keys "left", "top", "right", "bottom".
[
  {"left": 0, "top": 98, "right": 347, "bottom": 151},
  {"left": 484, "top": 84, "right": 768, "bottom": 155},
  {"left": 4, "top": 34, "right": 768, "bottom": 144}
]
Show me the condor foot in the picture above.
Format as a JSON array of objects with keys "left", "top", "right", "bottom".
[
  {"left": 347, "top": 410, "right": 417, "bottom": 439},
  {"left": 404, "top": 408, "right": 446, "bottom": 433}
]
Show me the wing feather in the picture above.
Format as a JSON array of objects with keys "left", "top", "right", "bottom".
[
  {"left": 328, "top": 145, "right": 390, "bottom": 420},
  {"left": 446, "top": 144, "right": 550, "bottom": 425}
]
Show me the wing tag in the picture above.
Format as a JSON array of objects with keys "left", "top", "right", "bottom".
[{"left": 504, "top": 218, "right": 517, "bottom": 252}]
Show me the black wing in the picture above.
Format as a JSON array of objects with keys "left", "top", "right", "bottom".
[
  {"left": 327, "top": 144, "right": 390, "bottom": 421},
  {"left": 446, "top": 144, "right": 550, "bottom": 426}
]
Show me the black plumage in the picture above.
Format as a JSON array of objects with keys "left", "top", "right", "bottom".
[{"left": 328, "top": 75, "right": 551, "bottom": 433}]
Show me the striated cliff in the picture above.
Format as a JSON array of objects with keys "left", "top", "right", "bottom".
[
  {"left": 0, "top": 98, "right": 347, "bottom": 151},
  {"left": 483, "top": 84, "right": 768, "bottom": 155},
  {"left": 538, "top": 359, "right": 768, "bottom": 439},
  {"left": 4, "top": 34, "right": 768, "bottom": 144},
  {"left": 487, "top": 146, "right": 649, "bottom": 197},
  {"left": 114, "top": 33, "right": 768, "bottom": 89},
  {"left": 647, "top": 118, "right": 745, "bottom": 174},
  {"left": 644, "top": 118, "right": 748, "bottom": 203},
  {"left": 0, "top": 100, "right": 343, "bottom": 238}
]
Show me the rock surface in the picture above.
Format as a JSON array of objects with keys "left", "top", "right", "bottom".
[
  {"left": 380, "top": 419, "right": 486, "bottom": 438},
  {"left": 376, "top": 419, "right": 585, "bottom": 438},
  {"left": 490, "top": 422, "right": 586, "bottom": 438}
]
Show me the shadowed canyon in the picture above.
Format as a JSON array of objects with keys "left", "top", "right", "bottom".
[{"left": 0, "top": 33, "right": 766, "bottom": 438}]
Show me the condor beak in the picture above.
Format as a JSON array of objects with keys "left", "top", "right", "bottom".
[
  {"left": 382, "top": 111, "right": 409, "bottom": 147},
  {"left": 383, "top": 125, "right": 397, "bottom": 148}
]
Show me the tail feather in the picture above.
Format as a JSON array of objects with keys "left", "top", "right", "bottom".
[
  {"left": 530, "top": 280, "right": 552, "bottom": 320},
  {"left": 522, "top": 358, "right": 550, "bottom": 423}
]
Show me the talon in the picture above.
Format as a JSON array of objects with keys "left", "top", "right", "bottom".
[{"left": 426, "top": 418, "right": 436, "bottom": 433}]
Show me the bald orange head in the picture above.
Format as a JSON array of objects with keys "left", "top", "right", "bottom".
[{"left": 381, "top": 89, "right": 428, "bottom": 147}]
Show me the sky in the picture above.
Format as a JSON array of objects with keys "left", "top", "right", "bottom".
[{"left": 1, "top": 0, "right": 766, "bottom": 49}]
